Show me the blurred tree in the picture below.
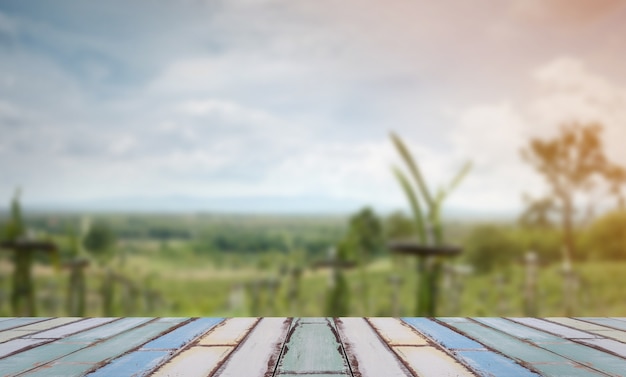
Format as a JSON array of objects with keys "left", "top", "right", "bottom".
[
  {"left": 464, "top": 225, "right": 523, "bottom": 274},
  {"left": 346, "top": 207, "right": 383, "bottom": 313},
  {"left": 582, "top": 210, "right": 626, "bottom": 260},
  {"left": 83, "top": 220, "right": 115, "bottom": 264},
  {"left": 82, "top": 219, "right": 117, "bottom": 315},
  {"left": 384, "top": 211, "right": 415, "bottom": 240},
  {"left": 521, "top": 124, "right": 626, "bottom": 261}
]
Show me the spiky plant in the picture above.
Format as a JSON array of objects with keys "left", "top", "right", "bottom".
[{"left": 390, "top": 132, "right": 471, "bottom": 315}]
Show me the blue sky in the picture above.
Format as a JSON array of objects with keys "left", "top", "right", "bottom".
[{"left": 1, "top": 0, "right": 626, "bottom": 215}]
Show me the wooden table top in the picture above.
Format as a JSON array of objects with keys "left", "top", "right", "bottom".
[{"left": 1, "top": 317, "right": 626, "bottom": 376}]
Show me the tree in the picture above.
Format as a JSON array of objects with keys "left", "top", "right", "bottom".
[
  {"left": 521, "top": 123, "right": 626, "bottom": 261},
  {"left": 83, "top": 220, "right": 115, "bottom": 265},
  {"left": 581, "top": 210, "right": 626, "bottom": 261}
]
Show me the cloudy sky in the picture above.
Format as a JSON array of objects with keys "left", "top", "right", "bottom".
[{"left": 1, "top": 0, "right": 626, "bottom": 215}]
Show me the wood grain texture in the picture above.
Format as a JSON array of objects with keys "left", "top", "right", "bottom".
[
  {"left": 86, "top": 318, "right": 224, "bottom": 377},
  {"left": 20, "top": 318, "right": 188, "bottom": 377},
  {"left": 403, "top": 317, "right": 540, "bottom": 377},
  {"left": 369, "top": 318, "right": 473, "bottom": 377},
  {"left": 0, "top": 318, "right": 82, "bottom": 342},
  {"left": 214, "top": 317, "right": 292, "bottom": 377},
  {"left": 152, "top": 317, "right": 260, "bottom": 377},
  {"left": 275, "top": 318, "right": 351, "bottom": 376},
  {"left": 439, "top": 318, "right": 605, "bottom": 376},
  {"left": 335, "top": 318, "right": 411, "bottom": 377},
  {"left": 474, "top": 317, "right": 626, "bottom": 376}
]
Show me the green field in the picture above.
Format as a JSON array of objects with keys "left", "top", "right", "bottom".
[{"left": 0, "top": 211, "right": 625, "bottom": 318}]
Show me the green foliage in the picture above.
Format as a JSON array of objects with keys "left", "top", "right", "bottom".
[
  {"left": 384, "top": 211, "right": 415, "bottom": 239},
  {"left": 347, "top": 207, "right": 383, "bottom": 260},
  {"left": 582, "top": 210, "right": 626, "bottom": 261},
  {"left": 83, "top": 221, "right": 115, "bottom": 264},
  {"left": 463, "top": 225, "right": 523, "bottom": 274}
]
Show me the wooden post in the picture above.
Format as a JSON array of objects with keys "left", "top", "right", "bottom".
[
  {"left": 64, "top": 258, "right": 89, "bottom": 316},
  {"left": 387, "top": 275, "right": 403, "bottom": 317},
  {"left": 561, "top": 246, "right": 576, "bottom": 316},
  {"left": 0, "top": 240, "right": 57, "bottom": 316},
  {"left": 524, "top": 251, "right": 538, "bottom": 317}
]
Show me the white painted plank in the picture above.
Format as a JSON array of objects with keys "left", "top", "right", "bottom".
[
  {"left": 214, "top": 317, "right": 292, "bottom": 377},
  {"left": 27, "top": 318, "right": 118, "bottom": 339},
  {"left": 367, "top": 318, "right": 428, "bottom": 346},
  {"left": 336, "top": 318, "right": 411, "bottom": 377},
  {"left": 199, "top": 318, "right": 258, "bottom": 346},
  {"left": 393, "top": 346, "right": 475, "bottom": 377},
  {"left": 151, "top": 346, "right": 233, "bottom": 377}
]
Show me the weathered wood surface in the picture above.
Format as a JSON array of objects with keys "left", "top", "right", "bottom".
[{"left": 2, "top": 317, "right": 626, "bottom": 376}]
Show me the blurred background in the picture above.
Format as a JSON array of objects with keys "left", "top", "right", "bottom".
[{"left": 1, "top": 0, "right": 626, "bottom": 317}]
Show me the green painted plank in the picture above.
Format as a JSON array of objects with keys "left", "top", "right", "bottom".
[
  {"left": 438, "top": 319, "right": 604, "bottom": 376},
  {"left": 0, "top": 341, "right": 85, "bottom": 376},
  {"left": 275, "top": 318, "right": 351, "bottom": 376},
  {"left": 20, "top": 318, "right": 188, "bottom": 377}
]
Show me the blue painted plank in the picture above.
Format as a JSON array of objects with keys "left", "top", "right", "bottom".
[
  {"left": 403, "top": 318, "right": 539, "bottom": 377},
  {"left": 86, "top": 350, "right": 171, "bottom": 377},
  {"left": 86, "top": 318, "right": 224, "bottom": 377}
]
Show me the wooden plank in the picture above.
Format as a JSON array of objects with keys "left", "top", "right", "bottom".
[
  {"left": 57, "top": 317, "right": 153, "bottom": 344},
  {"left": 214, "top": 317, "right": 292, "bottom": 377},
  {"left": 509, "top": 318, "right": 626, "bottom": 358},
  {"left": 335, "top": 317, "right": 411, "bottom": 377},
  {"left": 473, "top": 318, "right": 567, "bottom": 344},
  {"left": 0, "top": 318, "right": 50, "bottom": 332},
  {"left": 439, "top": 318, "right": 605, "bottom": 376},
  {"left": 546, "top": 317, "right": 626, "bottom": 343},
  {"left": 576, "top": 317, "right": 626, "bottom": 332},
  {"left": 0, "top": 341, "right": 85, "bottom": 376},
  {"left": 393, "top": 346, "right": 475, "bottom": 377},
  {"left": 475, "top": 318, "right": 626, "bottom": 376},
  {"left": 403, "top": 318, "right": 539, "bottom": 377},
  {"left": 274, "top": 318, "right": 350, "bottom": 376},
  {"left": 152, "top": 317, "right": 261, "bottom": 377},
  {"left": 0, "top": 318, "right": 82, "bottom": 343},
  {"left": 86, "top": 318, "right": 224, "bottom": 377},
  {"left": 26, "top": 317, "right": 118, "bottom": 339},
  {"left": 369, "top": 318, "right": 473, "bottom": 377},
  {"left": 198, "top": 317, "right": 258, "bottom": 346},
  {"left": 0, "top": 338, "right": 50, "bottom": 359},
  {"left": 508, "top": 318, "right": 599, "bottom": 339},
  {"left": 367, "top": 317, "right": 428, "bottom": 346},
  {"left": 20, "top": 318, "right": 188, "bottom": 377},
  {"left": 151, "top": 346, "right": 234, "bottom": 377}
]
